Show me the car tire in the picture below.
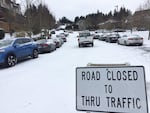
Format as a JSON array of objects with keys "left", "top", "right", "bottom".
[
  {"left": 48, "top": 49, "right": 51, "bottom": 53},
  {"left": 6, "top": 54, "right": 17, "bottom": 67},
  {"left": 105, "top": 38, "right": 108, "bottom": 42},
  {"left": 32, "top": 49, "right": 38, "bottom": 58},
  {"left": 79, "top": 43, "right": 81, "bottom": 48},
  {"left": 124, "top": 41, "right": 127, "bottom": 46},
  {"left": 117, "top": 40, "right": 120, "bottom": 45},
  {"left": 91, "top": 43, "right": 94, "bottom": 47}
]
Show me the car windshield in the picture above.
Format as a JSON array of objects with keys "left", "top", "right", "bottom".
[{"left": 0, "top": 40, "right": 13, "bottom": 47}]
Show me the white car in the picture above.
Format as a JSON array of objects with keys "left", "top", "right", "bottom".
[
  {"left": 56, "top": 33, "right": 67, "bottom": 42},
  {"left": 51, "top": 36, "right": 62, "bottom": 48},
  {"left": 117, "top": 34, "right": 143, "bottom": 46},
  {"left": 78, "top": 31, "right": 94, "bottom": 47}
]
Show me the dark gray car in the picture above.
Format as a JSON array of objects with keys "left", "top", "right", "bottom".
[
  {"left": 36, "top": 39, "right": 56, "bottom": 53},
  {"left": 105, "top": 33, "right": 120, "bottom": 43}
]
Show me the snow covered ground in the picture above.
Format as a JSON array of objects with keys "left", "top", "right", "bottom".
[{"left": 0, "top": 31, "right": 150, "bottom": 113}]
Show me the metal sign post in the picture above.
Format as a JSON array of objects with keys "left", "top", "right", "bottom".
[{"left": 76, "top": 63, "right": 148, "bottom": 113}]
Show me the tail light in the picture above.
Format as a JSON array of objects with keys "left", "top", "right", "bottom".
[
  {"left": 128, "top": 37, "right": 143, "bottom": 40},
  {"left": 128, "top": 38, "right": 134, "bottom": 40},
  {"left": 41, "top": 44, "right": 49, "bottom": 47},
  {"left": 140, "top": 38, "right": 143, "bottom": 40}
]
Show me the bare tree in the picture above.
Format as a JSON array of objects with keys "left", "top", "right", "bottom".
[
  {"left": 137, "top": 0, "right": 150, "bottom": 11},
  {"left": 145, "top": 0, "right": 150, "bottom": 9}
]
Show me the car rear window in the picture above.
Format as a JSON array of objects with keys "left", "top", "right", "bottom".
[{"left": 79, "top": 33, "right": 91, "bottom": 37}]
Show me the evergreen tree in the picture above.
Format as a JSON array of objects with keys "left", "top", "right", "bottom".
[
  {"left": 24, "top": 3, "right": 56, "bottom": 34},
  {"left": 59, "top": 17, "right": 73, "bottom": 24}
]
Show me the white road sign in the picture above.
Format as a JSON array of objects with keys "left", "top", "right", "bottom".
[{"left": 76, "top": 66, "right": 148, "bottom": 113}]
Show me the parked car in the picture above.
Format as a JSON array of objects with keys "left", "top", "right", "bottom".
[
  {"left": 47, "top": 39, "right": 57, "bottom": 51},
  {"left": 105, "top": 33, "right": 120, "bottom": 43},
  {"left": 93, "top": 34, "right": 100, "bottom": 39},
  {"left": 36, "top": 39, "right": 56, "bottom": 53},
  {"left": 117, "top": 34, "right": 143, "bottom": 46},
  {"left": 99, "top": 33, "right": 109, "bottom": 41},
  {"left": 0, "top": 38, "right": 38, "bottom": 67},
  {"left": 52, "top": 37, "right": 62, "bottom": 48},
  {"left": 0, "top": 28, "right": 5, "bottom": 40},
  {"left": 51, "top": 30, "right": 55, "bottom": 34},
  {"left": 57, "top": 33, "right": 67, "bottom": 42},
  {"left": 78, "top": 31, "right": 94, "bottom": 47},
  {"left": 60, "top": 32, "right": 69, "bottom": 37}
]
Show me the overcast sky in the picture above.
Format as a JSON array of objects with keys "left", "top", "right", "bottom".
[{"left": 17, "top": 0, "right": 146, "bottom": 21}]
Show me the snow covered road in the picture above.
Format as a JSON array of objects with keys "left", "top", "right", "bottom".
[{"left": 0, "top": 32, "right": 150, "bottom": 113}]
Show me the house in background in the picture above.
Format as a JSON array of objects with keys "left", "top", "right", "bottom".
[
  {"left": 98, "top": 19, "right": 121, "bottom": 30},
  {"left": 124, "top": 9, "right": 150, "bottom": 30},
  {"left": 0, "top": 0, "right": 23, "bottom": 32},
  {"left": 0, "top": 0, "right": 21, "bottom": 14},
  {"left": 76, "top": 19, "right": 89, "bottom": 30}
]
